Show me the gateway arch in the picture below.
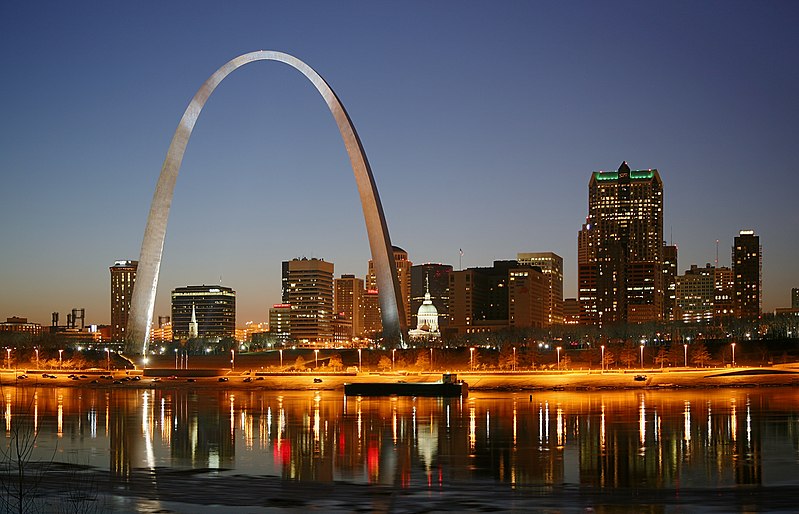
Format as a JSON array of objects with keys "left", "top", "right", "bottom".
[{"left": 127, "top": 51, "right": 406, "bottom": 355}]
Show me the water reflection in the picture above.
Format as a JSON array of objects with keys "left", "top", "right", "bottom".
[{"left": 1, "top": 387, "right": 799, "bottom": 492}]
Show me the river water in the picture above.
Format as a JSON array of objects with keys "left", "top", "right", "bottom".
[{"left": 3, "top": 386, "right": 799, "bottom": 512}]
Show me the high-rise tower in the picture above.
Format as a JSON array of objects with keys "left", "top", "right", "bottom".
[
  {"left": 285, "top": 258, "right": 334, "bottom": 344},
  {"left": 367, "top": 246, "right": 411, "bottom": 329},
  {"left": 110, "top": 260, "right": 137, "bottom": 344},
  {"left": 582, "top": 162, "right": 664, "bottom": 325},
  {"left": 517, "top": 252, "right": 563, "bottom": 326},
  {"left": 733, "top": 230, "right": 762, "bottom": 319},
  {"left": 334, "top": 274, "right": 364, "bottom": 339}
]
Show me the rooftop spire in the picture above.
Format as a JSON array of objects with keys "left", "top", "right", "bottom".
[{"left": 618, "top": 161, "right": 630, "bottom": 173}]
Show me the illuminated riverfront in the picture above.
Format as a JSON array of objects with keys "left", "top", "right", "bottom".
[{"left": 2, "top": 386, "right": 799, "bottom": 510}]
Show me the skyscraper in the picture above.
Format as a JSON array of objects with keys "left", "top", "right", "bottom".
[
  {"left": 285, "top": 258, "right": 334, "bottom": 343},
  {"left": 662, "top": 245, "right": 678, "bottom": 321},
  {"left": 508, "top": 266, "right": 546, "bottom": 329},
  {"left": 733, "top": 230, "right": 762, "bottom": 319},
  {"left": 793, "top": 288, "right": 799, "bottom": 309},
  {"left": 334, "top": 274, "right": 364, "bottom": 339},
  {"left": 171, "top": 285, "right": 236, "bottom": 342},
  {"left": 517, "top": 252, "right": 563, "bottom": 326},
  {"left": 448, "top": 261, "right": 522, "bottom": 335},
  {"left": 110, "top": 260, "right": 137, "bottom": 344},
  {"left": 581, "top": 162, "right": 664, "bottom": 325}
]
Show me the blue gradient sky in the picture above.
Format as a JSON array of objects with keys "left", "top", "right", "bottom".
[{"left": 1, "top": 1, "right": 797, "bottom": 326}]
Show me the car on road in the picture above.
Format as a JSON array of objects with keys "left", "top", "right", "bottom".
[
  {"left": 634, "top": 374, "right": 647, "bottom": 381},
  {"left": 218, "top": 377, "right": 229, "bottom": 382}
]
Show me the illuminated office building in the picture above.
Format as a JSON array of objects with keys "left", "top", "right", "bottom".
[
  {"left": 171, "top": 285, "right": 236, "bottom": 342},
  {"left": 367, "top": 246, "right": 411, "bottom": 327},
  {"left": 411, "top": 263, "right": 451, "bottom": 329},
  {"left": 285, "top": 258, "right": 334, "bottom": 344},
  {"left": 110, "top": 260, "right": 137, "bottom": 343},
  {"left": 334, "top": 274, "right": 364, "bottom": 338},
  {"left": 580, "top": 162, "right": 664, "bottom": 325},
  {"left": 733, "top": 230, "right": 762, "bottom": 319},
  {"left": 517, "top": 252, "right": 563, "bottom": 326}
]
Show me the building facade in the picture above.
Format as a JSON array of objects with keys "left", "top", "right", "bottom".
[
  {"left": 676, "top": 264, "right": 716, "bottom": 323},
  {"left": 268, "top": 304, "right": 291, "bottom": 343},
  {"left": 508, "top": 266, "right": 546, "bottom": 329},
  {"left": 517, "top": 252, "right": 563, "bottom": 326},
  {"left": 110, "top": 260, "right": 137, "bottom": 343},
  {"left": 580, "top": 162, "right": 664, "bottom": 325},
  {"left": 285, "top": 258, "right": 334, "bottom": 344},
  {"left": 793, "top": 288, "right": 799, "bottom": 309},
  {"left": 447, "top": 261, "right": 521, "bottom": 335},
  {"left": 733, "top": 230, "right": 762, "bottom": 319},
  {"left": 334, "top": 274, "right": 364, "bottom": 339},
  {"left": 662, "top": 245, "right": 678, "bottom": 321},
  {"left": 171, "top": 285, "right": 236, "bottom": 342}
]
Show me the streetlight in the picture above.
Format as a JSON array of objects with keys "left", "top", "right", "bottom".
[
  {"left": 731, "top": 342, "right": 736, "bottom": 367},
  {"left": 683, "top": 344, "right": 688, "bottom": 368},
  {"left": 601, "top": 345, "right": 605, "bottom": 373},
  {"left": 105, "top": 348, "right": 110, "bottom": 371},
  {"left": 35, "top": 348, "right": 39, "bottom": 369},
  {"left": 314, "top": 349, "right": 319, "bottom": 369},
  {"left": 512, "top": 347, "right": 516, "bottom": 372},
  {"left": 5, "top": 348, "right": 10, "bottom": 369},
  {"left": 556, "top": 346, "right": 562, "bottom": 370},
  {"left": 58, "top": 349, "right": 63, "bottom": 370},
  {"left": 469, "top": 347, "right": 475, "bottom": 371},
  {"left": 430, "top": 347, "right": 433, "bottom": 371},
  {"left": 640, "top": 344, "right": 644, "bottom": 369},
  {"left": 392, "top": 348, "right": 396, "bottom": 370},
  {"left": 358, "top": 348, "right": 362, "bottom": 371},
  {"left": 279, "top": 349, "right": 283, "bottom": 368},
  {"left": 231, "top": 348, "right": 235, "bottom": 371},
  {"left": 174, "top": 348, "right": 178, "bottom": 368}
]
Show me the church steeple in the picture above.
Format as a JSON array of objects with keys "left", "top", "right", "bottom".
[{"left": 188, "top": 303, "right": 199, "bottom": 339}]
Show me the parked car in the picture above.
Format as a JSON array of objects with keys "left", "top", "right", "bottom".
[{"left": 634, "top": 374, "right": 647, "bottom": 382}]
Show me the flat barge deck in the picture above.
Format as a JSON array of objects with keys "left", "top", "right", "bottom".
[{"left": 344, "top": 373, "right": 468, "bottom": 397}]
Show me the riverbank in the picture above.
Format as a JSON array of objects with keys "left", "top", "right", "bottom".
[{"left": 3, "top": 364, "right": 799, "bottom": 391}]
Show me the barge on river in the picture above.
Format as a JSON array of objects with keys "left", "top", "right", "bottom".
[{"left": 344, "top": 373, "right": 468, "bottom": 398}]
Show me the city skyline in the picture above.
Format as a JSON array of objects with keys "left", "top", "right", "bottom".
[{"left": 2, "top": 1, "right": 798, "bottom": 325}]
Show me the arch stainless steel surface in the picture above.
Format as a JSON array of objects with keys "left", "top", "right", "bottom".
[{"left": 127, "top": 51, "right": 406, "bottom": 354}]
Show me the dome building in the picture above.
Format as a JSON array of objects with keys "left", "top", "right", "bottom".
[{"left": 409, "top": 275, "right": 440, "bottom": 340}]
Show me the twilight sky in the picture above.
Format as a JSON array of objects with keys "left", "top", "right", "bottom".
[{"left": 1, "top": 1, "right": 797, "bottom": 326}]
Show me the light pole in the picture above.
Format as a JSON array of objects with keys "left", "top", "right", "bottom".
[
  {"left": 430, "top": 347, "right": 433, "bottom": 371},
  {"left": 35, "top": 348, "right": 39, "bottom": 369},
  {"left": 105, "top": 348, "right": 110, "bottom": 371},
  {"left": 731, "top": 342, "right": 736, "bottom": 367},
  {"left": 392, "top": 349, "right": 396, "bottom": 370},
  {"left": 601, "top": 345, "right": 605, "bottom": 373},
  {"left": 314, "top": 349, "right": 319, "bottom": 369},
  {"left": 231, "top": 348, "right": 235, "bottom": 371},
  {"left": 512, "top": 347, "right": 516, "bottom": 372},
  {"left": 5, "top": 348, "right": 10, "bottom": 369},
  {"left": 556, "top": 346, "right": 562, "bottom": 370},
  {"left": 174, "top": 348, "right": 178, "bottom": 368},
  {"left": 683, "top": 344, "right": 688, "bottom": 367},
  {"left": 279, "top": 349, "right": 283, "bottom": 368},
  {"left": 640, "top": 344, "right": 644, "bottom": 369},
  {"left": 469, "top": 347, "right": 475, "bottom": 371},
  {"left": 58, "top": 349, "right": 63, "bottom": 370},
  {"left": 358, "top": 348, "right": 362, "bottom": 371}
]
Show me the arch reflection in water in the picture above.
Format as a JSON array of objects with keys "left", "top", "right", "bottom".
[{"left": 0, "top": 388, "right": 797, "bottom": 491}]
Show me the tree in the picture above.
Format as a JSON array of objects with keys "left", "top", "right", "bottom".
[
  {"left": 619, "top": 345, "right": 638, "bottom": 369},
  {"left": 497, "top": 346, "right": 517, "bottom": 370},
  {"left": 414, "top": 350, "right": 430, "bottom": 371},
  {"left": 602, "top": 348, "right": 616, "bottom": 369},
  {"left": 691, "top": 343, "right": 711, "bottom": 368},
  {"left": 668, "top": 344, "right": 686, "bottom": 367},
  {"left": 327, "top": 354, "right": 343, "bottom": 371},
  {"left": 654, "top": 347, "right": 669, "bottom": 368},
  {"left": 377, "top": 355, "right": 392, "bottom": 371},
  {"left": 293, "top": 356, "right": 305, "bottom": 371}
]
